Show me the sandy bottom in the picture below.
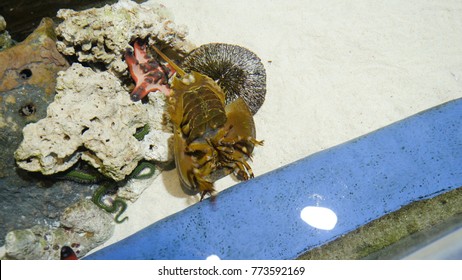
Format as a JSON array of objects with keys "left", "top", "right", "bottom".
[
  {"left": 4, "top": 0, "right": 462, "bottom": 257},
  {"left": 87, "top": 0, "right": 462, "bottom": 255}
]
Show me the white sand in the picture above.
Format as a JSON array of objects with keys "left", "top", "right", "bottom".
[
  {"left": 3, "top": 0, "right": 462, "bottom": 258},
  {"left": 90, "top": 0, "right": 462, "bottom": 254}
]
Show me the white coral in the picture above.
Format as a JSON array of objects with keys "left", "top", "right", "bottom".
[
  {"left": 55, "top": 0, "right": 195, "bottom": 76},
  {"left": 14, "top": 63, "right": 172, "bottom": 181}
]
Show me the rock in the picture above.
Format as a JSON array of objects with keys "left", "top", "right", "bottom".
[
  {"left": 55, "top": 0, "right": 195, "bottom": 76},
  {"left": 0, "top": 177, "right": 95, "bottom": 244},
  {"left": 0, "top": 15, "right": 6, "bottom": 31},
  {"left": 0, "top": 17, "right": 68, "bottom": 166},
  {"left": 60, "top": 199, "right": 115, "bottom": 250},
  {"left": 1, "top": 85, "right": 54, "bottom": 174},
  {"left": 4, "top": 227, "right": 43, "bottom": 259},
  {"left": 3, "top": 199, "right": 114, "bottom": 260},
  {"left": 0, "top": 84, "right": 95, "bottom": 248},
  {"left": 0, "top": 17, "right": 74, "bottom": 247},
  {"left": 0, "top": 17, "right": 69, "bottom": 94},
  {"left": 0, "top": 15, "right": 14, "bottom": 51},
  {"left": 14, "top": 63, "right": 172, "bottom": 181}
]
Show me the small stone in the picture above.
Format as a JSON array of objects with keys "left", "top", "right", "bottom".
[
  {"left": 60, "top": 200, "right": 114, "bottom": 245},
  {"left": 0, "top": 15, "right": 7, "bottom": 31},
  {"left": 4, "top": 229, "right": 41, "bottom": 260}
]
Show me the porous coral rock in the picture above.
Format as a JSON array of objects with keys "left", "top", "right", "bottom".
[
  {"left": 55, "top": 0, "right": 194, "bottom": 76},
  {"left": 14, "top": 63, "right": 172, "bottom": 181}
]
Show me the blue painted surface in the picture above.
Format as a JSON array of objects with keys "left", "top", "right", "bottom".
[{"left": 86, "top": 98, "right": 462, "bottom": 260}]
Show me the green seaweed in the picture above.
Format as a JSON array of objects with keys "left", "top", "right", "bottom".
[
  {"left": 133, "top": 124, "right": 150, "bottom": 141},
  {"left": 130, "top": 161, "right": 156, "bottom": 179},
  {"left": 91, "top": 183, "right": 128, "bottom": 224},
  {"left": 54, "top": 169, "right": 104, "bottom": 184},
  {"left": 52, "top": 160, "right": 157, "bottom": 224},
  {"left": 88, "top": 161, "right": 157, "bottom": 223}
]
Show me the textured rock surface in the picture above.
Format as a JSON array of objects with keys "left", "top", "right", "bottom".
[
  {"left": 55, "top": 0, "right": 195, "bottom": 76},
  {"left": 2, "top": 199, "right": 114, "bottom": 260},
  {"left": 0, "top": 15, "right": 14, "bottom": 51},
  {"left": 0, "top": 15, "right": 5, "bottom": 31},
  {"left": 0, "top": 0, "right": 120, "bottom": 42},
  {"left": 0, "top": 17, "right": 69, "bottom": 94},
  {"left": 60, "top": 199, "right": 115, "bottom": 249},
  {"left": 0, "top": 18, "right": 75, "bottom": 248},
  {"left": 0, "top": 170, "right": 95, "bottom": 248},
  {"left": 14, "top": 63, "right": 172, "bottom": 181}
]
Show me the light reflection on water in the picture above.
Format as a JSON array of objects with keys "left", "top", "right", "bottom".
[
  {"left": 300, "top": 206, "right": 338, "bottom": 230},
  {"left": 206, "top": 254, "right": 221, "bottom": 260}
]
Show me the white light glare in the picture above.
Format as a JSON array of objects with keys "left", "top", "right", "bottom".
[
  {"left": 206, "top": 254, "right": 221, "bottom": 260},
  {"left": 300, "top": 206, "right": 338, "bottom": 230}
]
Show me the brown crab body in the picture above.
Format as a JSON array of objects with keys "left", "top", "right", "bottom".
[{"left": 148, "top": 45, "right": 262, "bottom": 199}]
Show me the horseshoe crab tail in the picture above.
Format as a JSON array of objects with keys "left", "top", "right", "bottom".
[{"left": 151, "top": 45, "right": 186, "bottom": 77}]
